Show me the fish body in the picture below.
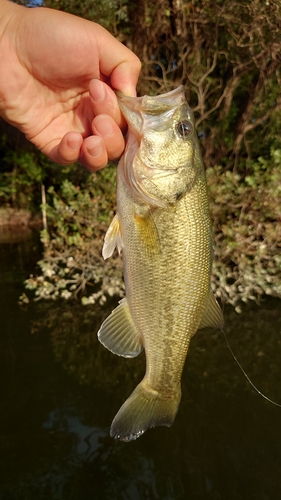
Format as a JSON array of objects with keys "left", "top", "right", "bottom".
[{"left": 98, "top": 86, "right": 223, "bottom": 441}]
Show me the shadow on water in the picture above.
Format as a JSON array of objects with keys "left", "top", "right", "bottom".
[{"left": 1, "top": 233, "right": 281, "bottom": 500}]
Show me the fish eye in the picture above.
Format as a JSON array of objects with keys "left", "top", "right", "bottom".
[{"left": 177, "top": 120, "right": 193, "bottom": 138}]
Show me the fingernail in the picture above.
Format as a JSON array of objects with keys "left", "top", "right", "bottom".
[
  {"left": 91, "top": 80, "right": 106, "bottom": 102},
  {"left": 124, "top": 85, "right": 137, "bottom": 97},
  {"left": 116, "top": 84, "right": 137, "bottom": 98},
  {"left": 94, "top": 117, "right": 114, "bottom": 137},
  {"left": 87, "top": 143, "right": 103, "bottom": 158},
  {"left": 67, "top": 138, "right": 80, "bottom": 151}
]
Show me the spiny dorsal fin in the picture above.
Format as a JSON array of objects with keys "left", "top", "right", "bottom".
[
  {"left": 97, "top": 298, "right": 143, "bottom": 358},
  {"left": 102, "top": 213, "right": 123, "bottom": 260},
  {"left": 198, "top": 290, "right": 224, "bottom": 330}
]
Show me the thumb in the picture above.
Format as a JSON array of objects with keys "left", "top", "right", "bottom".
[
  {"left": 94, "top": 23, "right": 141, "bottom": 97},
  {"left": 110, "top": 60, "right": 141, "bottom": 97}
]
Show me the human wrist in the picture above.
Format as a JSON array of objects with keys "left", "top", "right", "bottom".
[
  {"left": 0, "top": 0, "right": 22, "bottom": 36},
  {"left": 0, "top": 0, "right": 26, "bottom": 119}
]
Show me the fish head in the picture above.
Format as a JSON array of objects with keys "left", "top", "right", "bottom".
[{"left": 117, "top": 86, "right": 204, "bottom": 207}]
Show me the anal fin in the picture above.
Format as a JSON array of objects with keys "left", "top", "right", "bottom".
[{"left": 97, "top": 298, "right": 143, "bottom": 358}]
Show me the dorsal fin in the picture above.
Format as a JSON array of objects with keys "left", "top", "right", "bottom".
[{"left": 198, "top": 290, "right": 224, "bottom": 330}]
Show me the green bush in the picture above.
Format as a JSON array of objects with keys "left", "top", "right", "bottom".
[
  {"left": 208, "top": 148, "right": 281, "bottom": 311},
  {"left": 21, "top": 164, "right": 124, "bottom": 306}
]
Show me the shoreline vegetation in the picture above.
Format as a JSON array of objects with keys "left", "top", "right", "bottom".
[
  {"left": 1, "top": 0, "right": 281, "bottom": 311},
  {"left": 0, "top": 208, "right": 41, "bottom": 243},
  {"left": 0, "top": 207, "right": 41, "bottom": 230}
]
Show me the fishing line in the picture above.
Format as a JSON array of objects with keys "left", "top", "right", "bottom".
[{"left": 220, "top": 327, "right": 281, "bottom": 408}]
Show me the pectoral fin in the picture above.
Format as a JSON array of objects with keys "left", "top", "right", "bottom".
[
  {"left": 134, "top": 210, "right": 160, "bottom": 257},
  {"left": 102, "top": 214, "right": 123, "bottom": 260},
  {"left": 97, "top": 298, "right": 143, "bottom": 358},
  {"left": 198, "top": 291, "right": 224, "bottom": 330}
]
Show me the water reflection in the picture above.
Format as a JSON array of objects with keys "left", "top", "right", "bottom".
[{"left": 1, "top": 234, "right": 281, "bottom": 500}]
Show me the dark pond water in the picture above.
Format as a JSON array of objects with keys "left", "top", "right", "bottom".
[{"left": 1, "top": 232, "right": 281, "bottom": 500}]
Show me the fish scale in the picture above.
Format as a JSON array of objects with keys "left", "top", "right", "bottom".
[{"left": 98, "top": 86, "right": 223, "bottom": 441}]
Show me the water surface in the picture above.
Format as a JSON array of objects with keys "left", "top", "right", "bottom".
[{"left": 1, "top": 234, "right": 281, "bottom": 500}]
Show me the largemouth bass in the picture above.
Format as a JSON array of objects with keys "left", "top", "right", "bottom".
[{"left": 98, "top": 86, "right": 223, "bottom": 442}]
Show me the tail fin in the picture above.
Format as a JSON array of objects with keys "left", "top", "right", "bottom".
[{"left": 110, "top": 381, "right": 181, "bottom": 442}]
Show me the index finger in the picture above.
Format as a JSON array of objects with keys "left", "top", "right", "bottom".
[{"left": 89, "top": 80, "right": 127, "bottom": 130}]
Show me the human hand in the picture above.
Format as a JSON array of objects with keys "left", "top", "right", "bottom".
[{"left": 0, "top": 1, "right": 141, "bottom": 170}]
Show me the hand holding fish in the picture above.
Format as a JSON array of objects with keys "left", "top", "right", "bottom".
[{"left": 0, "top": 0, "right": 141, "bottom": 170}]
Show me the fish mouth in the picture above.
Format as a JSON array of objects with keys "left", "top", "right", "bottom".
[
  {"left": 116, "top": 86, "right": 190, "bottom": 138},
  {"left": 116, "top": 85, "right": 186, "bottom": 112}
]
